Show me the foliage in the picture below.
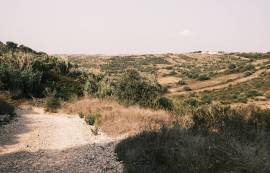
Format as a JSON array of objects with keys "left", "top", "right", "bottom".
[
  {"left": 84, "top": 111, "right": 101, "bottom": 126},
  {"left": 228, "top": 63, "right": 237, "bottom": 70},
  {"left": 115, "top": 69, "right": 165, "bottom": 107},
  {"left": 200, "top": 94, "right": 212, "bottom": 104},
  {"left": 0, "top": 41, "right": 101, "bottom": 101},
  {"left": 84, "top": 113, "right": 96, "bottom": 125}
]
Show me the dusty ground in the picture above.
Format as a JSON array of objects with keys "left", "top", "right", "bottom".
[{"left": 0, "top": 107, "right": 123, "bottom": 173}]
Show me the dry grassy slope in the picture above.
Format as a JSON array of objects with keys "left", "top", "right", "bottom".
[
  {"left": 66, "top": 53, "right": 269, "bottom": 99},
  {"left": 168, "top": 69, "right": 265, "bottom": 96}
]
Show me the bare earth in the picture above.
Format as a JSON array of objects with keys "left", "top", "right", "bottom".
[{"left": 0, "top": 107, "right": 123, "bottom": 173}]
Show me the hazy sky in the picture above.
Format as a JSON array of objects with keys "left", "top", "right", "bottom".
[{"left": 0, "top": 0, "right": 269, "bottom": 54}]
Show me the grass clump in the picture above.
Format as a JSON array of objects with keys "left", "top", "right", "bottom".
[
  {"left": 84, "top": 113, "right": 96, "bottom": 125},
  {"left": 84, "top": 111, "right": 101, "bottom": 126}
]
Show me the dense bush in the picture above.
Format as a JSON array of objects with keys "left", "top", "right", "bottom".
[
  {"left": 115, "top": 69, "right": 165, "bottom": 107},
  {"left": 0, "top": 41, "right": 102, "bottom": 101}
]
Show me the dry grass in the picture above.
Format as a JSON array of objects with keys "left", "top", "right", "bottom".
[{"left": 61, "top": 97, "right": 171, "bottom": 137}]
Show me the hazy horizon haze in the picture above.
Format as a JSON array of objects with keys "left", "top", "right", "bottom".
[{"left": 0, "top": 0, "right": 269, "bottom": 54}]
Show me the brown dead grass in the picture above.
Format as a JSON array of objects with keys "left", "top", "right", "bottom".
[{"left": 61, "top": 97, "right": 172, "bottom": 137}]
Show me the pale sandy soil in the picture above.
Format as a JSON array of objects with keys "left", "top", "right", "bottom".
[{"left": 0, "top": 107, "right": 123, "bottom": 173}]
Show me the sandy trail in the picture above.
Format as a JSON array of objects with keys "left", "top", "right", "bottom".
[{"left": 0, "top": 107, "right": 123, "bottom": 173}]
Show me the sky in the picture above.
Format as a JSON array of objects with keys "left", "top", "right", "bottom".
[{"left": 0, "top": 0, "right": 269, "bottom": 54}]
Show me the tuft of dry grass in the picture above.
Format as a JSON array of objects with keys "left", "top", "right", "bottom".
[{"left": 62, "top": 97, "right": 172, "bottom": 137}]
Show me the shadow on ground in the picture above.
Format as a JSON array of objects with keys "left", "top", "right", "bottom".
[
  {"left": 0, "top": 142, "right": 122, "bottom": 173},
  {"left": 0, "top": 108, "right": 38, "bottom": 152},
  {"left": 115, "top": 124, "right": 270, "bottom": 173}
]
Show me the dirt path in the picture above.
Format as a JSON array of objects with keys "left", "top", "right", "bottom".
[
  {"left": 168, "top": 69, "right": 266, "bottom": 96},
  {"left": 0, "top": 107, "right": 123, "bottom": 173}
]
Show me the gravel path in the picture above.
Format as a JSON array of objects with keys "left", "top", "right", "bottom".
[{"left": 0, "top": 107, "right": 123, "bottom": 173}]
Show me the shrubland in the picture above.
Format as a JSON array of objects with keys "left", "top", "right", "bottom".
[{"left": 1, "top": 41, "right": 270, "bottom": 172}]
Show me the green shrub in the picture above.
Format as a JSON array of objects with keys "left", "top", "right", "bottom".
[
  {"left": 228, "top": 63, "right": 237, "bottom": 70},
  {"left": 200, "top": 94, "right": 212, "bottom": 104},
  {"left": 85, "top": 113, "right": 96, "bottom": 125},
  {"left": 84, "top": 111, "right": 102, "bottom": 125},
  {"left": 197, "top": 74, "right": 210, "bottom": 81},
  {"left": 115, "top": 69, "right": 164, "bottom": 107},
  {"left": 185, "top": 70, "right": 199, "bottom": 79}
]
